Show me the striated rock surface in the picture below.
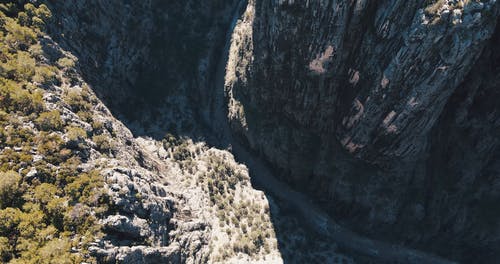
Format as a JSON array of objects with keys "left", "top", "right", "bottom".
[{"left": 224, "top": 0, "right": 500, "bottom": 262}]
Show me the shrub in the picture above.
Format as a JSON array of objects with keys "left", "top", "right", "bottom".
[
  {"left": 67, "top": 127, "right": 86, "bottom": 140},
  {"left": 173, "top": 143, "right": 191, "bottom": 161},
  {"left": 0, "top": 207, "right": 22, "bottom": 238},
  {"left": 35, "top": 110, "right": 63, "bottom": 131},
  {"left": 0, "top": 236, "right": 11, "bottom": 262},
  {"left": 36, "top": 132, "right": 65, "bottom": 164},
  {"left": 56, "top": 57, "right": 75, "bottom": 69},
  {"left": 37, "top": 238, "right": 76, "bottom": 263},
  {"left": 64, "top": 170, "right": 105, "bottom": 206},
  {"left": 34, "top": 4, "right": 51, "bottom": 22},
  {"left": 91, "top": 120, "right": 104, "bottom": 134},
  {"left": 0, "top": 78, "right": 44, "bottom": 114},
  {"left": 162, "top": 133, "right": 179, "bottom": 149},
  {"left": 92, "top": 135, "right": 113, "bottom": 153},
  {"left": 14, "top": 51, "right": 36, "bottom": 81},
  {"left": 33, "top": 65, "right": 57, "bottom": 84},
  {"left": 424, "top": 0, "right": 446, "bottom": 15},
  {"left": 65, "top": 126, "right": 87, "bottom": 149},
  {"left": 3, "top": 18, "right": 36, "bottom": 50},
  {"left": 64, "top": 90, "right": 91, "bottom": 112},
  {"left": 0, "top": 171, "right": 22, "bottom": 209}
]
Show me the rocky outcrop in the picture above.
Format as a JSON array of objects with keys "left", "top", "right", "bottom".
[
  {"left": 225, "top": 0, "right": 500, "bottom": 262},
  {"left": 37, "top": 2, "right": 287, "bottom": 262}
]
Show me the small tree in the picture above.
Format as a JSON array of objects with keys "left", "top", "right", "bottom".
[
  {"left": 35, "top": 110, "right": 63, "bottom": 131},
  {"left": 0, "top": 171, "right": 21, "bottom": 209}
]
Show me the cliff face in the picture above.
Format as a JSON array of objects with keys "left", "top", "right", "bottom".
[
  {"left": 39, "top": 0, "right": 500, "bottom": 262},
  {"left": 30, "top": 1, "right": 286, "bottom": 263},
  {"left": 39, "top": 1, "right": 354, "bottom": 263},
  {"left": 47, "top": 0, "right": 239, "bottom": 129},
  {"left": 225, "top": 0, "right": 500, "bottom": 261}
]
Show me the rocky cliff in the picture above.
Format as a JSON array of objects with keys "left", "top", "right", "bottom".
[
  {"left": 38, "top": 0, "right": 351, "bottom": 263},
  {"left": 225, "top": 0, "right": 500, "bottom": 262},
  {"left": 4, "top": 0, "right": 498, "bottom": 263}
]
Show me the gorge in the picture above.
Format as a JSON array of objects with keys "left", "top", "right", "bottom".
[{"left": 0, "top": 0, "right": 499, "bottom": 263}]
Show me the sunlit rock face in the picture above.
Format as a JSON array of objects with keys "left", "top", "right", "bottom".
[{"left": 225, "top": 0, "right": 500, "bottom": 261}]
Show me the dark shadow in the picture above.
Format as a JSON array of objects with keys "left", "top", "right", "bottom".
[
  {"left": 226, "top": 1, "right": 500, "bottom": 263},
  {"left": 45, "top": 0, "right": 239, "bottom": 141}
]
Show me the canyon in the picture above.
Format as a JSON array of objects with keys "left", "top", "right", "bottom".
[{"left": 3, "top": 0, "right": 497, "bottom": 263}]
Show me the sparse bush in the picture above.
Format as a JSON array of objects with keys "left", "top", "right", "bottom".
[
  {"left": 57, "top": 57, "right": 75, "bottom": 69},
  {"left": 3, "top": 18, "right": 36, "bottom": 50},
  {"left": 66, "top": 126, "right": 86, "bottom": 141},
  {"left": 36, "top": 132, "right": 66, "bottom": 164},
  {"left": 0, "top": 79, "right": 44, "bottom": 114},
  {"left": 34, "top": 4, "right": 51, "bottom": 22},
  {"left": 162, "top": 133, "right": 179, "bottom": 149},
  {"left": 0, "top": 171, "right": 22, "bottom": 209},
  {"left": 91, "top": 120, "right": 104, "bottom": 134},
  {"left": 0, "top": 236, "right": 11, "bottom": 262},
  {"left": 33, "top": 65, "right": 57, "bottom": 84},
  {"left": 66, "top": 126, "right": 87, "bottom": 149},
  {"left": 35, "top": 110, "right": 63, "bottom": 131},
  {"left": 92, "top": 134, "right": 113, "bottom": 153},
  {"left": 173, "top": 142, "right": 191, "bottom": 161},
  {"left": 64, "top": 90, "right": 91, "bottom": 113}
]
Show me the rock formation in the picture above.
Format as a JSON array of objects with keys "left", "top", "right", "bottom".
[
  {"left": 3, "top": 0, "right": 497, "bottom": 263},
  {"left": 225, "top": 0, "right": 500, "bottom": 262}
]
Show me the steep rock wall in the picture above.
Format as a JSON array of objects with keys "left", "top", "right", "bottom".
[
  {"left": 225, "top": 0, "right": 500, "bottom": 261},
  {"left": 46, "top": 0, "right": 238, "bottom": 119}
]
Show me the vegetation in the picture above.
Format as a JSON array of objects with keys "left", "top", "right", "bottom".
[
  {"left": 424, "top": 0, "right": 447, "bottom": 15},
  {"left": 92, "top": 134, "right": 114, "bottom": 154},
  {"left": 424, "top": 0, "right": 471, "bottom": 16},
  {"left": 196, "top": 152, "right": 274, "bottom": 260},
  {"left": 0, "top": 3, "right": 108, "bottom": 263},
  {"left": 35, "top": 110, "right": 63, "bottom": 131}
]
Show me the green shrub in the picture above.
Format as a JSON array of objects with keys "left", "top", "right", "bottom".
[
  {"left": 173, "top": 142, "right": 191, "bottom": 161},
  {"left": 33, "top": 65, "right": 57, "bottom": 84},
  {"left": 67, "top": 126, "right": 87, "bottom": 140},
  {"left": 92, "top": 135, "right": 113, "bottom": 153},
  {"left": 65, "top": 126, "right": 87, "bottom": 149},
  {"left": 162, "top": 133, "right": 179, "bottom": 149},
  {"left": 35, "top": 110, "right": 63, "bottom": 131},
  {"left": 3, "top": 17, "right": 36, "bottom": 50},
  {"left": 34, "top": 4, "right": 51, "bottom": 22},
  {"left": 0, "top": 78, "right": 44, "bottom": 114},
  {"left": 56, "top": 57, "right": 75, "bottom": 69},
  {"left": 0, "top": 207, "right": 22, "bottom": 242},
  {"left": 0, "top": 171, "right": 22, "bottom": 209},
  {"left": 0, "top": 236, "right": 11, "bottom": 262},
  {"left": 64, "top": 90, "right": 91, "bottom": 113},
  {"left": 35, "top": 132, "right": 66, "bottom": 165},
  {"left": 91, "top": 120, "right": 104, "bottom": 134},
  {"left": 32, "top": 183, "right": 58, "bottom": 205}
]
